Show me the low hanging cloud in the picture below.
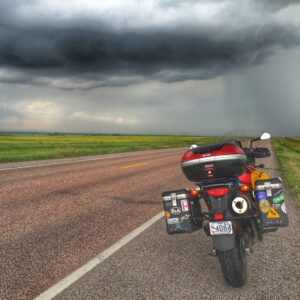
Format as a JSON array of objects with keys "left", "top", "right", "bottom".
[{"left": 0, "top": 0, "right": 299, "bottom": 89}]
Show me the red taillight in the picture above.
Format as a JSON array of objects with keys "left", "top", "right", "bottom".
[
  {"left": 214, "top": 213, "right": 223, "bottom": 220},
  {"left": 207, "top": 188, "right": 229, "bottom": 197}
]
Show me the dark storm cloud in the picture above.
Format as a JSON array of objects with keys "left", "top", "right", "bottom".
[
  {"left": 0, "top": 0, "right": 299, "bottom": 89},
  {"left": 160, "top": 0, "right": 300, "bottom": 9},
  {"left": 1, "top": 25, "right": 298, "bottom": 69},
  {"left": 257, "top": 0, "right": 300, "bottom": 10}
]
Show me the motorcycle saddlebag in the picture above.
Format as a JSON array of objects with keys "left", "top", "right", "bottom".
[
  {"left": 181, "top": 143, "right": 247, "bottom": 182},
  {"left": 254, "top": 178, "right": 289, "bottom": 229},
  {"left": 162, "top": 189, "right": 202, "bottom": 234}
]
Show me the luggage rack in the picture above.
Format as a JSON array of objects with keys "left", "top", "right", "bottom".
[
  {"left": 197, "top": 178, "right": 239, "bottom": 190},
  {"left": 195, "top": 211, "right": 258, "bottom": 222}
]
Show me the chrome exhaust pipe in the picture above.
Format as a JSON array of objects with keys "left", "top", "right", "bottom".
[{"left": 232, "top": 196, "right": 248, "bottom": 214}]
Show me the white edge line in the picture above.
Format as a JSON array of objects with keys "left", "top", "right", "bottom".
[
  {"left": 34, "top": 211, "right": 164, "bottom": 300},
  {"left": 0, "top": 148, "right": 184, "bottom": 172}
]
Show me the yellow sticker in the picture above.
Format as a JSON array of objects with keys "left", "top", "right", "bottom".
[
  {"left": 164, "top": 211, "right": 171, "bottom": 219},
  {"left": 251, "top": 170, "right": 270, "bottom": 188},
  {"left": 267, "top": 207, "right": 280, "bottom": 219},
  {"left": 259, "top": 199, "right": 271, "bottom": 213}
]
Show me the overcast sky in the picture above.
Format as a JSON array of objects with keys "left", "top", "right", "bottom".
[{"left": 0, "top": 0, "right": 300, "bottom": 136}]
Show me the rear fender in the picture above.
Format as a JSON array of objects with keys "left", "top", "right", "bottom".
[
  {"left": 213, "top": 234, "right": 236, "bottom": 251},
  {"left": 205, "top": 190, "right": 238, "bottom": 251}
]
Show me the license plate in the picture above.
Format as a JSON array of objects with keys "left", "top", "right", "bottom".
[{"left": 209, "top": 221, "right": 233, "bottom": 235}]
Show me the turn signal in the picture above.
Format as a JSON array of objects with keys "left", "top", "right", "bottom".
[
  {"left": 240, "top": 184, "right": 250, "bottom": 192},
  {"left": 190, "top": 189, "right": 199, "bottom": 197}
]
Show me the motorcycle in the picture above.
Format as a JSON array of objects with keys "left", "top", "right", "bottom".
[{"left": 162, "top": 133, "right": 288, "bottom": 287}]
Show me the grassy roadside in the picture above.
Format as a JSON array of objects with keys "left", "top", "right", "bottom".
[
  {"left": 0, "top": 134, "right": 223, "bottom": 163},
  {"left": 272, "top": 138, "right": 300, "bottom": 207}
]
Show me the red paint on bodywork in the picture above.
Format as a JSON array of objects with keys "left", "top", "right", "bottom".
[
  {"left": 181, "top": 144, "right": 244, "bottom": 162},
  {"left": 238, "top": 165, "right": 255, "bottom": 184}
]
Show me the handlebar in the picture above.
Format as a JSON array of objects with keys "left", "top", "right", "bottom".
[
  {"left": 242, "top": 146, "right": 271, "bottom": 166},
  {"left": 251, "top": 147, "right": 271, "bottom": 158}
]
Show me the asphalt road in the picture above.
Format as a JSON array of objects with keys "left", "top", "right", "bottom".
[
  {"left": 0, "top": 148, "right": 193, "bottom": 299},
  {"left": 1, "top": 143, "right": 299, "bottom": 299}
]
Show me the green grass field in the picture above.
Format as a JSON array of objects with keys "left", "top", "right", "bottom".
[
  {"left": 0, "top": 134, "right": 222, "bottom": 163},
  {"left": 2, "top": 134, "right": 298, "bottom": 205},
  {"left": 272, "top": 138, "right": 300, "bottom": 207}
]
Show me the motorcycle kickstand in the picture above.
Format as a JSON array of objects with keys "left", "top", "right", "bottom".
[
  {"left": 209, "top": 248, "right": 218, "bottom": 257},
  {"left": 243, "top": 234, "right": 253, "bottom": 256}
]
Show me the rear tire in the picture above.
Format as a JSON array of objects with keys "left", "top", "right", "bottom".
[{"left": 218, "top": 239, "right": 247, "bottom": 287}]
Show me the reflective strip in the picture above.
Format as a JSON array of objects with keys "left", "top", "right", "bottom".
[
  {"left": 163, "top": 193, "right": 188, "bottom": 201},
  {"left": 255, "top": 183, "right": 282, "bottom": 190},
  {"left": 181, "top": 154, "right": 247, "bottom": 167}
]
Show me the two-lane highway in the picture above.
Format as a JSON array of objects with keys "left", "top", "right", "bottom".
[
  {"left": 1, "top": 145, "right": 299, "bottom": 300},
  {"left": 0, "top": 148, "right": 190, "bottom": 299}
]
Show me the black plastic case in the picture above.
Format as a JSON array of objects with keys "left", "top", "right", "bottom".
[
  {"left": 255, "top": 178, "right": 289, "bottom": 229},
  {"left": 162, "top": 189, "right": 202, "bottom": 234}
]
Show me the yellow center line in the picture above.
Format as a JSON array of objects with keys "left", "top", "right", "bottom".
[{"left": 120, "top": 162, "right": 150, "bottom": 169}]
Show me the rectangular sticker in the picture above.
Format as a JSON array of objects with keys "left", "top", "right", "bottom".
[
  {"left": 167, "top": 218, "right": 179, "bottom": 225},
  {"left": 181, "top": 199, "right": 189, "bottom": 212},
  {"left": 256, "top": 191, "right": 267, "bottom": 200}
]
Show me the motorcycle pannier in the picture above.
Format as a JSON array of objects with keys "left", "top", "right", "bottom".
[
  {"left": 255, "top": 178, "right": 289, "bottom": 229},
  {"left": 181, "top": 143, "right": 247, "bottom": 182},
  {"left": 162, "top": 189, "right": 202, "bottom": 234}
]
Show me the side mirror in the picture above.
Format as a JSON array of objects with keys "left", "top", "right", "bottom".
[
  {"left": 260, "top": 132, "right": 271, "bottom": 140},
  {"left": 189, "top": 144, "right": 198, "bottom": 150},
  {"left": 250, "top": 132, "right": 271, "bottom": 148}
]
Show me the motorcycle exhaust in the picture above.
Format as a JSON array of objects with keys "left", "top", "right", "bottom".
[{"left": 231, "top": 196, "right": 249, "bottom": 214}]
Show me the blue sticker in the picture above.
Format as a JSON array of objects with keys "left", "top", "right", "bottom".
[
  {"left": 164, "top": 201, "right": 173, "bottom": 207},
  {"left": 256, "top": 191, "right": 267, "bottom": 200},
  {"left": 175, "top": 223, "right": 183, "bottom": 230}
]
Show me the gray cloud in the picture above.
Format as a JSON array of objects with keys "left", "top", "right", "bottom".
[
  {"left": 257, "top": 0, "right": 300, "bottom": 10},
  {"left": 0, "top": 1, "right": 300, "bottom": 137},
  {"left": 1, "top": 46, "right": 300, "bottom": 136},
  {"left": 0, "top": 0, "right": 299, "bottom": 89},
  {"left": 160, "top": 0, "right": 300, "bottom": 8}
]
